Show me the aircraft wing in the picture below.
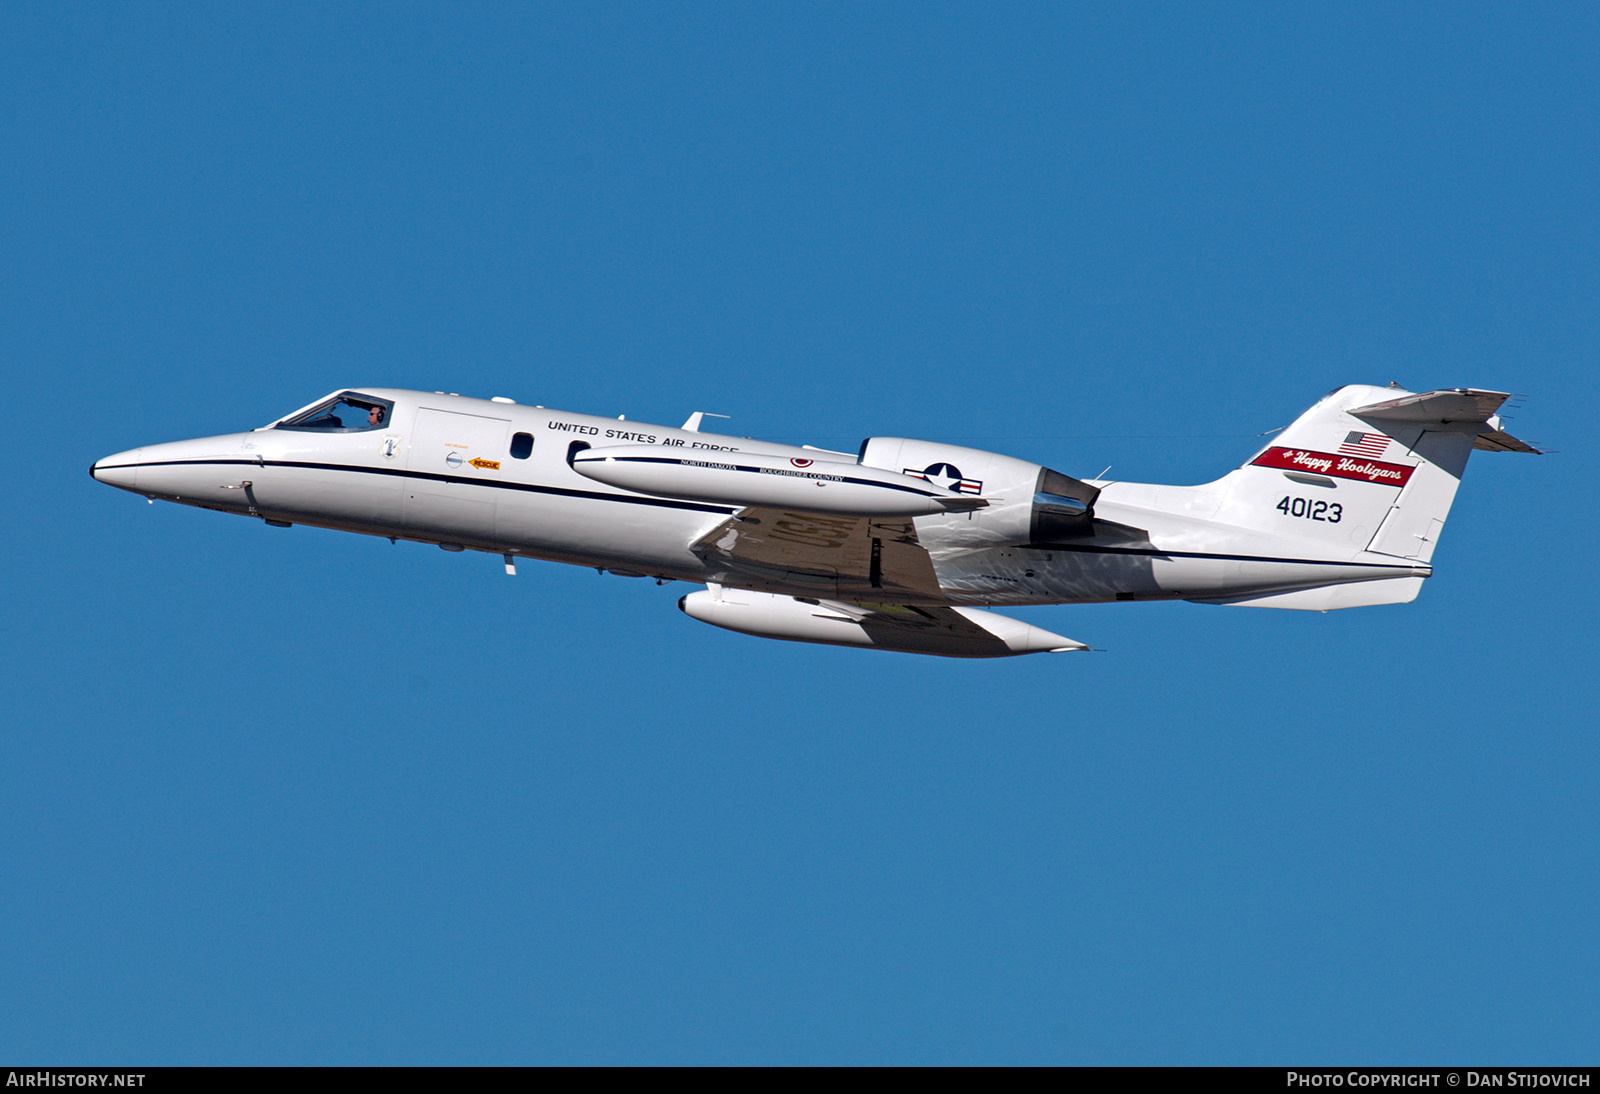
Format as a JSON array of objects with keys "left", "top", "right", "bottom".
[{"left": 690, "top": 506, "right": 946, "bottom": 603}]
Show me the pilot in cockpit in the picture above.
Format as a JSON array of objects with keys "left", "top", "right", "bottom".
[{"left": 276, "top": 394, "right": 391, "bottom": 431}]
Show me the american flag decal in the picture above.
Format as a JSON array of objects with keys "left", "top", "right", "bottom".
[{"left": 1338, "top": 431, "right": 1389, "bottom": 458}]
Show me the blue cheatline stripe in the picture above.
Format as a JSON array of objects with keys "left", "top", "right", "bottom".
[
  {"left": 1027, "top": 541, "right": 1429, "bottom": 573},
  {"left": 105, "top": 458, "right": 1429, "bottom": 574},
  {"left": 104, "top": 458, "right": 739, "bottom": 515}
]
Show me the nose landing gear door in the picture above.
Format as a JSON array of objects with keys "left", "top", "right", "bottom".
[{"left": 404, "top": 407, "right": 512, "bottom": 547}]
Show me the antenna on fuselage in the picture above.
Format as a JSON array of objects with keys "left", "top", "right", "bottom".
[{"left": 682, "top": 412, "right": 730, "bottom": 433}]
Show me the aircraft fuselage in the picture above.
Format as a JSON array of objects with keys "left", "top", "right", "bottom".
[{"left": 90, "top": 387, "right": 1434, "bottom": 609}]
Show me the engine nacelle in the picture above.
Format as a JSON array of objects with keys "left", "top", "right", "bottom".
[{"left": 857, "top": 438, "right": 1099, "bottom": 548}]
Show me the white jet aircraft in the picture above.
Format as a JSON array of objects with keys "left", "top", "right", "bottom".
[{"left": 92, "top": 384, "right": 1539, "bottom": 658}]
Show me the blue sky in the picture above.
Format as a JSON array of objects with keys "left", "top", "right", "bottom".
[{"left": 2, "top": 2, "right": 1595, "bottom": 1064}]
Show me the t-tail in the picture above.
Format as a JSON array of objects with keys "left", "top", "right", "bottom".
[{"left": 1138, "top": 384, "right": 1539, "bottom": 610}]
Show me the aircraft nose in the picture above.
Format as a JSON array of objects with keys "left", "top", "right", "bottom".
[{"left": 90, "top": 448, "right": 143, "bottom": 491}]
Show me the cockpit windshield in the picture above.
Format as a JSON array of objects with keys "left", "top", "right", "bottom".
[{"left": 274, "top": 393, "right": 395, "bottom": 433}]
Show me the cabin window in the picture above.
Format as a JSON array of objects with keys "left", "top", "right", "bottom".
[
  {"left": 510, "top": 432, "right": 534, "bottom": 459},
  {"left": 275, "top": 393, "right": 396, "bottom": 433}
]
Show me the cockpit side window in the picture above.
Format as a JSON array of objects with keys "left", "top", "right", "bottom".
[{"left": 275, "top": 393, "right": 396, "bottom": 433}]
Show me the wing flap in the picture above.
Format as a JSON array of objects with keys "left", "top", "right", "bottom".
[{"left": 691, "top": 506, "right": 945, "bottom": 602}]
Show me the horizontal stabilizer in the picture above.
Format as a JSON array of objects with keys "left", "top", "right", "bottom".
[
  {"left": 1473, "top": 428, "right": 1543, "bottom": 454},
  {"left": 1349, "top": 388, "right": 1510, "bottom": 423},
  {"left": 1349, "top": 388, "right": 1543, "bottom": 452}
]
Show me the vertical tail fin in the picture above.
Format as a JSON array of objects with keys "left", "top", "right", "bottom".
[{"left": 1207, "top": 385, "right": 1536, "bottom": 562}]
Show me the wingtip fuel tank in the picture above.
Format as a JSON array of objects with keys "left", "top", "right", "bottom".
[
  {"left": 571, "top": 445, "right": 984, "bottom": 517},
  {"left": 680, "top": 588, "right": 1087, "bottom": 658}
]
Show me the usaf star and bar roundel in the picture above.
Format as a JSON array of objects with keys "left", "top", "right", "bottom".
[{"left": 903, "top": 462, "right": 983, "bottom": 495}]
